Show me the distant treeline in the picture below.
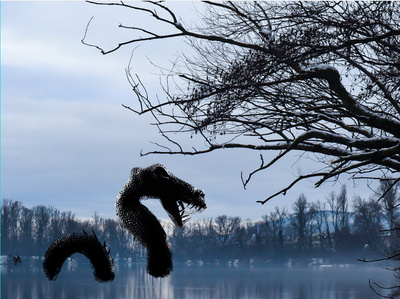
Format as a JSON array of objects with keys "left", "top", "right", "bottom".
[{"left": 2, "top": 179, "right": 399, "bottom": 263}]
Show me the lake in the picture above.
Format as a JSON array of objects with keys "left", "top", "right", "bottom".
[{"left": 1, "top": 258, "right": 396, "bottom": 299}]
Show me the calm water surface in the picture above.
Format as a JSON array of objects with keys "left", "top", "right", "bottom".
[{"left": 1, "top": 259, "right": 396, "bottom": 299}]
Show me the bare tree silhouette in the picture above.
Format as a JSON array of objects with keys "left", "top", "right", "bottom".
[{"left": 83, "top": 1, "right": 400, "bottom": 205}]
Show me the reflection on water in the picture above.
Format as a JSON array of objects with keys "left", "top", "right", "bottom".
[{"left": 1, "top": 258, "right": 396, "bottom": 299}]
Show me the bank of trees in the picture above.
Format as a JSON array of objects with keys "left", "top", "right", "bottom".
[
  {"left": 1, "top": 201, "right": 137, "bottom": 258},
  {"left": 2, "top": 180, "right": 398, "bottom": 263},
  {"left": 171, "top": 183, "right": 399, "bottom": 263}
]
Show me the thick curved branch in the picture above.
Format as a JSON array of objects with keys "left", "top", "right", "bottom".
[{"left": 302, "top": 66, "right": 400, "bottom": 138}]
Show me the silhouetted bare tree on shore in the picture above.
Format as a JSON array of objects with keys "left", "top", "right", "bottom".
[{"left": 83, "top": 1, "right": 400, "bottom": 205}]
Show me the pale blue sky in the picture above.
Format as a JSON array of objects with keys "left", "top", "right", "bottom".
[{"left": 1, "top": 1, "right": 377, "bottom": 223}]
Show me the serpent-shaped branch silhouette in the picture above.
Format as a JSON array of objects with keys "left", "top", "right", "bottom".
[
  {"left": 116, "top": 164, "right": 206, "bottom": 277},
  {"left": 43, "top": 229, "right": 115, "bottom": 282}
]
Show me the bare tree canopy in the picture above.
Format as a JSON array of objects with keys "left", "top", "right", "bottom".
[{"left": 83, "top": 1, "right": 400, "bottom": 204}]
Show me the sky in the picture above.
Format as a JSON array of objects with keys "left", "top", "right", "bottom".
[{"left": 1, "top": 1, "right": 379, "bottom": 224}]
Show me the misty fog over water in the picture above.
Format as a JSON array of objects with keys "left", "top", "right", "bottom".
[{"left": 1, "top": 260, "right": 396, "bottom": 299}]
